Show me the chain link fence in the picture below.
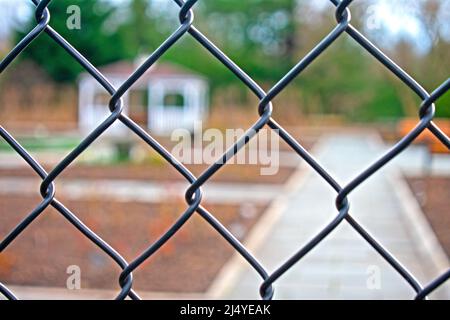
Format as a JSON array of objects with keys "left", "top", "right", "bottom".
[{"left": 0, "top": 0, "right": 449, "bottom": 300}]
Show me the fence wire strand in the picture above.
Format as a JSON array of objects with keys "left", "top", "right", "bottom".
[{"left": 0, "top": 0, "right": 449, "bottom": 300}]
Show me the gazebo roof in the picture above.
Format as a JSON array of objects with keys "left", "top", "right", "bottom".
[{"left": 79, "top": 60, "right": 206, "bottom": 84}]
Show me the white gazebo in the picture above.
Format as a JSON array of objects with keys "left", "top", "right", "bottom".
[{"left": 78, "top": 61, "right": 208, "bottom": 135}]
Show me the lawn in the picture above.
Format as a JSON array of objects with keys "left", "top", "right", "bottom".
[{"left": 0, "top": 136, "right": 80, "bottom": 152}]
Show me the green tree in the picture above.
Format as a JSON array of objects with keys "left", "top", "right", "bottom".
[
  {"left": 116, "top": 0, "right": 175, "bottom": 55},
  {"left": 199, "top": 0, "right": 298, "bottom": 81},
  {"left": 159, "top": 0, "right": 300, "bottom": 95},
  {"left": 16, "top": 0, "right": 134, "bottom": 82}
]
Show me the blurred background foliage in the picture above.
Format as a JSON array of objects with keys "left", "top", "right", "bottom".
[{"left": 6, "top": 0, "right": 450, "bottom": 120}]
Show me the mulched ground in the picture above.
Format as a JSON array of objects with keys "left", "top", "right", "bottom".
[
  {"left": 406, "top": 176, "right": 450, "bottom": 258},
  {"left": 0, "top": 162, "right": 296, "bottom": 185},
  {"left": 0, "top": 195, "right": 267, "bottom": 293}
]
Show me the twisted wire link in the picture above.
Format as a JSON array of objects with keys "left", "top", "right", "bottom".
[{"left": 0, "top": 0, "right": 449, "bottom": 300}]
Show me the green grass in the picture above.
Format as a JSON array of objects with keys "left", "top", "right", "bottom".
[{"left": 0, "top": 136, "right": 81, "bottom": 152}]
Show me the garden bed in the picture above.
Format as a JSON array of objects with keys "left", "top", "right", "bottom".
[
  {"left": 0, "top": 161, "right": 297, "bottom": 185},
  {"left": 406, "top": 176, "right": 450, "bottom": 258},
  {"left": 0, "top": 195, "right": 267, "bottom": 293}
]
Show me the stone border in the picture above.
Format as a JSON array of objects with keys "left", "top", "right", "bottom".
[
  {"left": 388, "top": 173, "right": 449, "bottom": 269},
  {"left": 369, "top": 133, "right": 449, "bottom": 297}
]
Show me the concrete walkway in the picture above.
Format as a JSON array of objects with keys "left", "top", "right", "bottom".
[
  {"left": 223, "top": 133, "right": 450, "bottom": 299},
  {"left": 0, "top": 178, "right": 280, "bottom": 205}
]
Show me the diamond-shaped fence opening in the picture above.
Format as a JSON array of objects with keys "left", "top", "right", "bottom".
[{"left": 0, "top": 0, "right": 449, "bottom": 300}]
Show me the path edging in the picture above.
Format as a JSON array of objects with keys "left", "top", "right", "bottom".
[
  {"left": 369, "top": 133, "right": 449, "bottom": 296},
  {"left": 206, "top": 137, "right": 327, "bottom": 299}
]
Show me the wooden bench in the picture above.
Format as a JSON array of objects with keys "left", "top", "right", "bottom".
[{"left": 397, "top": 118, "right": 450, "bottom": 155}]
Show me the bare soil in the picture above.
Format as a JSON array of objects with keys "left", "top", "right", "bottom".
[
  {"left": 0, "top": 195, "right": 267, "bottom": 293},
  {"left": 406, "top": 176, "right": 450, "bottom": 258}
]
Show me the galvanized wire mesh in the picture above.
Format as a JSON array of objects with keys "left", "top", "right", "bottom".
[{"left": 0, "top": 0, "right": 449, "bottom": 300}]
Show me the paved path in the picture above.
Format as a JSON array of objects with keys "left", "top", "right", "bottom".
[
  {"left": 0, "top": 178, "right": 280, "bottom": 205},
  {"left": 223, "top": 133, "right": 450, "bottom": 299}
]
